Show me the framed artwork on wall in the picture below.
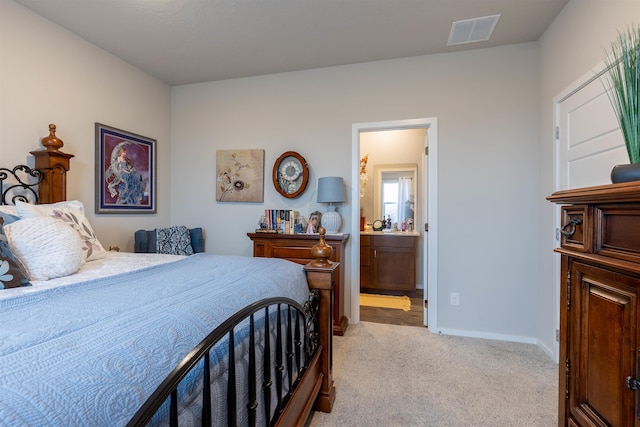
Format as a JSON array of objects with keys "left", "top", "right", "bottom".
[
  {"left": 95, "top": 123, "right": 156, "bottom": 214},
  {"left": 216, "top": 149, "right": 265, "bottom": 202}
]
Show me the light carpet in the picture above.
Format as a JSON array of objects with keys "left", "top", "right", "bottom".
[
  {"left": 309, "top": 322, "right": 557, "bottom": 427},
  {"left": 360, "top": 293, "right": 411, "bottom": 311}
]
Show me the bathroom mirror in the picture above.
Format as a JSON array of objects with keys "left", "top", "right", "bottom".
[{"left": 372, "top": 164, "right": 418, "bottom": 229}]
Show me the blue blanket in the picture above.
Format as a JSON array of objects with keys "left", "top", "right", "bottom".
[{"left": 0, "top": 254, "right": 309, "bottom": 426}]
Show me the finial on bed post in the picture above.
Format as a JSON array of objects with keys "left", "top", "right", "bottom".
[
  {"left": 310, "top": 227, "right": 333, "bottom": 267},
  {"left": 42, "top": 124, "right": 64, "bottom": 151},
  {"left": 30, "top": 123, "right": 74, "bottom": 204}
]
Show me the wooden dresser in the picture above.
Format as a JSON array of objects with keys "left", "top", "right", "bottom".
[
  {"left": 247, "top": 232, "right": 349, "bottom": 336},
  {"left": 360, "top": 232, "right": 418, "bottom": 291},
  {"left": 548, "top": 182, "right": 640, "bottom": 427}
]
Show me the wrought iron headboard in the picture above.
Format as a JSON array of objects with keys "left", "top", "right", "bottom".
[{"left": 0, "top": 165, "right": 44, "bottom": 205}]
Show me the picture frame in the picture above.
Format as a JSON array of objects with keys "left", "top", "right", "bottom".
[
  {"left": 95, "top": 123, "right": 156, "bottom": 214},
  {"left": 216, "top": 149, "right": 265, "bottom": 203}
]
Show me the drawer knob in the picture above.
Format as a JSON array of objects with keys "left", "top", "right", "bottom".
[{"left": 560, "top": 218, "right": 581, "bottom": 238}]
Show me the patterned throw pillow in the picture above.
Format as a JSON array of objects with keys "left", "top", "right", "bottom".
[
  {"left": 0, "top": 212, "right": 31, "bottom": 289},
  {"left": 16, "top": 200, "right": 107, "bottom": 262},
  {"left": 156, "top": 226, "right": 194, "bottom": 255}
]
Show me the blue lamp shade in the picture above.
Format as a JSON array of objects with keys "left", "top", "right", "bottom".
[
  {"left": 317, "top": 177, "right": 346, "bottom": 204},
  {"left": 317, "top": 177, "right": 346, "bottom": 234}
]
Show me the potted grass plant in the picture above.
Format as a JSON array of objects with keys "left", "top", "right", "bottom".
[{"left": 604, "top": 25, "right": 640, "bottom": 183}]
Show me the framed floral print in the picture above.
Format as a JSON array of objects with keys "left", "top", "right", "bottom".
[
  {"left": 95, "top": 123, "right": 156, "bottom": 214},
  {"left": 216, "top": 149, "right": 264, "bottom": 202}
]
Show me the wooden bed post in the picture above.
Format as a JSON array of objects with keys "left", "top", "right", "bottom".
[
  {"left": 304, "top": 228, "right": 338, "bottom": 413},
  {"left": 30, "top": 124, "right": 73, "bottom": 204}
]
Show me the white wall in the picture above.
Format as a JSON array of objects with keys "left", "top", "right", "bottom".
[
  {"left": 0, "top": 0, "right": 172, "bottom": 250},
  {"left": 171, "top": 43, "right": 541, "bottom": 340},
  {"left": 537, "top": 1, "right": 640, "bottom": 358}
]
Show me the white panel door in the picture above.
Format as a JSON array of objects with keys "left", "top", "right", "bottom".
[
  {"left": 551, "top": 64, "right": 625, "bottom": 363},
  {"left": 556, "top": 66, "right": 625, "bottom": 191}
]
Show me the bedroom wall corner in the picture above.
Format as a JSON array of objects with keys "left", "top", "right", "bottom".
[{"left": 1, "top": 0, "right": 173, "bottom": 251}]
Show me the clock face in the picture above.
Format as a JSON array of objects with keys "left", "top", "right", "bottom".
[{"left": 272, "top": 151, "right": 309, "bottom": 198}]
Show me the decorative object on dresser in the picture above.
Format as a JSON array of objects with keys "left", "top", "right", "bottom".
[
  {"left": 316, "top": 176, "right": 346, "bottom": 234},
  {"left": 95, "top": 123, "right": 156, "bottom": 213},
  {"left": 603, "top": 25, "right": 640, "bottom": 183},
  {"left": 307, "top": 210, "right": 322, "bottom": 234},
  {"left": 548, "top": 181, "right": 640, "bottom": 427},
  {"left": 272, "top": 151, "right": 309, "bottom": 198},
  {"left": 215, "top": 149, "right": 265, "bottom": 202},
  {"left": 260, "top": 208, "right": 301, "bottom": 234},
  {"left": 248, "top": 230, "right": 350, "bottom": 335},
  {"left": 360, "top": 233, "right": 418, "bottom": 291}
]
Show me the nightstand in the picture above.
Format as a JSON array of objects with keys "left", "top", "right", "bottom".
[{"left": 247, "top": 232, "right": 349, "bottom": 335}]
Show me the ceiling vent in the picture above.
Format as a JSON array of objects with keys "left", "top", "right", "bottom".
[{"left": 447, "top": 14, "right": 501, "bottom": 46}]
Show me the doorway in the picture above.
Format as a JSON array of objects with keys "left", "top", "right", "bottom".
[{"left": 350, "top": 118, "right": 438, "bottom": 329}]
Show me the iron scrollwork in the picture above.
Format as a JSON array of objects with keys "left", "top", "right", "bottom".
[
  {"left": 304, "top": 289, "right": 320, "bottom": 358},
  {"left": 0, "top": 165, "right": 44, "bottom": 205}
]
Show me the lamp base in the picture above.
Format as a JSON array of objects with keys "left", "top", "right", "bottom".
[{"left": 322, "top": 205, "right": 342, "bottom": 234}]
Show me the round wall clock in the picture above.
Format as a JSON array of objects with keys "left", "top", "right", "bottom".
[{"left": 272, "top": 151, "right": 309, "bottom": 198}]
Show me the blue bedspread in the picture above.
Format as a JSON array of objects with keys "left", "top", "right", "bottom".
[{"left": 0, "top": 254, "right": 309, "bottom": 426}]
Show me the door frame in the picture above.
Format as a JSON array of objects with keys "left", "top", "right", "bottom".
[{"left": 351, "top": 117, "right": 438, "bottom": 329}]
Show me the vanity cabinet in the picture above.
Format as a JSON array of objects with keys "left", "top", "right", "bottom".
[
  {"left": 360, "top": 233, "right": 417, "bottom": 291},
  {"left": 548, "top": 182, "right": 640, "bottom": 427}
]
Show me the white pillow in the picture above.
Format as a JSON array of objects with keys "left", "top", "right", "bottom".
[
  {"left": 16, "top": 200, "right": 107, "bottom": 262},
  {"left": 0, "top": 205, "right": 18, "bottom": 216},
  {"left": 4, "top": 217, "right": 84, "bottom": 281}
]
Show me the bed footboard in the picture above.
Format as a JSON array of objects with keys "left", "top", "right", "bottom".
[{"left": 128, "top": 230, "right": 338, "bottom": 427}]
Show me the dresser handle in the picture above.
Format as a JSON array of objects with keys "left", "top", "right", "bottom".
[{"left": 560, "top": 218, "right": 581, "bottom": 238}]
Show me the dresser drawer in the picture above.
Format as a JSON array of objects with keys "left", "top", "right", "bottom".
[
  {"left": 560, "top": 205, "right": 589, "bottom": 252},
  {"left": 594, "top": 205, "right": 640, "bottom": 263}
]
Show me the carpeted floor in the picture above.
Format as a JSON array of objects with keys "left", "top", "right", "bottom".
[{"left": 308, "top": 322, "right": 557, "bottom": 427}]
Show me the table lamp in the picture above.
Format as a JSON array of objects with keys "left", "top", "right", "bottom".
[{"left": 317, "top": 177, "right": 346, "bottom": 234}]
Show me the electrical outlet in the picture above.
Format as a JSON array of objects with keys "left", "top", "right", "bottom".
[{"left": 450, "top": 292, "right": 460, "bottom": 306}]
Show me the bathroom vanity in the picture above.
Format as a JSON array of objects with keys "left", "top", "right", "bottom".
[{"left": 360, "top": 231, "right": 418, "bottom": 291}]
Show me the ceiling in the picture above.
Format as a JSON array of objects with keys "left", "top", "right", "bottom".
[{"left": 14, "top": 0, "right": 569, "bottom": 86}]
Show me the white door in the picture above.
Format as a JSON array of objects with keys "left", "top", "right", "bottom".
[
  {"left": 553, "top": 63, "right": 625, "bottom": 361},
  {"left": 556, "top": 65, "right": 625, "bottom": 191}
]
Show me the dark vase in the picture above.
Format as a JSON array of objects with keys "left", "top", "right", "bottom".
[{"left": 611, "top": 163, "right": 640, "bottom": 183}]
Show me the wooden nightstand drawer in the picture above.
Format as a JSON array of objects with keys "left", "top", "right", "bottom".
[
  {"left": 594, "top": 205, "right": 640, "bottom": 263},
  {"left": 560, "top": 205, "right": 589, "bottom": 252}
]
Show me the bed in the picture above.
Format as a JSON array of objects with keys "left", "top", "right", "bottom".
[{"left": 0, "top": 125, "right": 336, "bottom": 426}]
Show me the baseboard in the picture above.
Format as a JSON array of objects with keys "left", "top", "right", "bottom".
[
  {"left": 535, "top": 339, "right": 557, "bottom": 363},
  {"left": 433, "top": 327, "right": 537, "bottom": 345}
]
